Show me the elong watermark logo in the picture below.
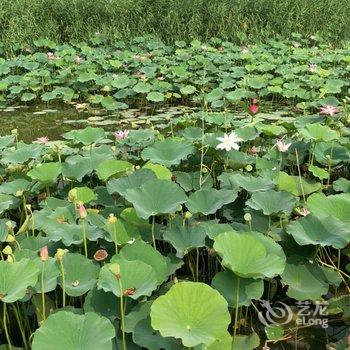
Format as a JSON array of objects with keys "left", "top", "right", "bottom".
[{"left": 258, "top": 300, "right": 329, "bottom": 329}]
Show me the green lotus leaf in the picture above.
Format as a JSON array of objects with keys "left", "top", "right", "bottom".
[
  {"left": 232, "top": 333, "right": 260, "bottom": 350},
  {"left": 205, "top": 88, "right": 224, "bottom": 102},
  {"left": 333, "top": 178, "right": 350, "bottom": 193},
  {"left": 68, "top": 187, "right": 97, "bottom": 204},
  {"left": 286, "top": 214, "right": 350, "bottom": 248},
  {"left": 199, "top": 221, "right": 235, "bottom": 239},
  {"left": 327, "top": 295, "right": 350, "bottom": 318},
  {"left": 141, "top": 139, "right": 194, "bottom": 167},
  {"left": 31, "top": 311, "right": 115, "bottom": 350},
  {"left": 186, "top": 189, "right": 228, "bottom": 215},
  {"left": 147, "top": 91, "right": 165, "bottom": 102},
  {"left": 307, "top": 192, "right": 350, "bottom": 224},
  {"left": 213, "top": 231, "right": 286, "bottom": 278},
  {"left": 1, "top": 143, "right": 43, "bottom": 164},
  {"left": 281, "top": 261, "right": 330, "bottom": 300},
  {"left": 174, "top": 171, "right": 213, "bottom": 191},
  {"left": 96, "top": 159, "right": 133, "bottom": 181},
  {"left": 59, "top": 253, "right": 100, "bottom": 297},
  {"left": 62, "top": 155, "right": 94, "bottom": 181},
  {"left": 265, "top": 324, "right": 284, "bottom": 341},
  {"left": 124, "top": 300, "right": 152, "bottom": 333},
  {"left": 219, "top": 172, "right": 274, "bottom": 192},
  {"left": 34, "top": 257, "right": 60, "bottom": 293},
  {"left": 120, "top": 241, "right": 168, "bottom": 283},
  {"left": 246, "top": 190, "right": 297, "bottom": 215},
  {"left": 0, "top": 194, "right": 20, "bottom": 215},
  {"left": 150, "top": 281, "right": 230, "bottom": 348},
  {"left": 308, "top": 165, "right": 329, "bottom": 180},
  {"left": 98, "top": 258, "right": 158, "bottom": 299},
  {"left": 211, "top": 271, "right": 264, "bottom": 307},
  {"left": 0, "top": 259, "right": 39, "bottom": 303},
  {"left": 277, "top": 171, "right": 321, "bottom": 196},
  {"left": 107, "top": 168, "right": 156, "bottom": 196},
  {"left": 63, "top": 126, "right": 105, "bottom": 145},
  {"left": 133, "top": 317, "right": 183, "bottom": 350},
  {"left": 163, "top": 224, "right": 207, "bottom": 258},
  {"left": 143, "top": 162, "right": 172, "bottom": 179},
  {"left": 124, "top": 179, "right": 187, "bottom": 219},
  {"left": 133, "top": 82, "right": 152, "bottom": 94},
  {"left": 299, "top": 123, "right": 340, "bottom": 141},
  {"left": 27, "top": 162, "right": 61, "bottom": 184},
  {"left": 84, "top": 286, "right": 120, "bottom": 320},
  {"left": 0, "top": 178, "right": 31, "bottom": 195},
  {"left": 104, "top": 218, "right": 141, "bottom": 246}
]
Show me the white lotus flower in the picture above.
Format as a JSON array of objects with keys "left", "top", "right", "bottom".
[
  {"left": 276, "top": 139, "right": 292, "bottom": 153},
  {"left": 216, "top": 132, "right": 243, "bottom": 151}
]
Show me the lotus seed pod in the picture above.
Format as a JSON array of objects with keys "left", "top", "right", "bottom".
[
  {"left": 184, "top": 211, "right": 193, "bottom": 219},
  {"left": 2, "top": 245, "right": 13, "bottom": 255},
  {"left": 246, "top": 164, "right": 253, "bottom": 172},
  {"left": 55, "top": 248, "right": 68, "bottom": 261},
  {"left": 244, "top": 213, "right": 252, "bottom": 222}
]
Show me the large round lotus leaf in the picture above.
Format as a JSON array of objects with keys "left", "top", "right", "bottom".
[
  {"left": 98, "top": 258, "right": 158, "bottom": 299},
  {"left": 124, "top": 300, "right": 153, "bottom": 333},
  {"left": 84, "top": 286, "right": 120, "bottom": 320},
  {"left": 307, "top": 193, "right": 350, "bottom": 224},
  {"left": 0, "top": 259, "right": 39, "bottom": 302},
  {"left": 59, "top": 253, "right": 100, "bottom": 297},
  {"left": 299, "top": 124, "right": 340, "bottom": 141},
  {"left": 150, "top": 281, "right": 230, "bottom": 348},
  {"left": 27, "top": 162, "right": 61, "bottom": 183},
  {"left": 104, "top": 217, "right": 141, "bottom": 245},
  {"left": 199, "top": 221, "right": 234, "bottom": 240},
  {"left": 213, "top": 231, "right": 286, "bottom": 278},
  {"left": 62, "top": 155, "right": 93, "bottom": 181},
  {"left": 211, "top": 271, "right": 264, "bottom": 307},
  {"left": 232, "top": 333, "right": 260, "bottom": 350},
  {"left": 133, "top": 317, "right": 183, "bottom": 350},
  {"left": 31, "top": 311, "right": 115, "bottom": 350},
  {"left": 68, "top": 187, "right": 97, "bottom": 204},
  {"left": 219, "top": 172, "right": 274, "bottom": 192},
  {"left": 0, "top": 194, "right": 20, "bottom": 215},
  {"left": 277, "top": 172, "right": 321, "bottom": 196},
  {"left": 107, "top": 168, "right": 156, "bottom": 195},
  {"left": 120, "top": 241, "right": 169, "bottom": 283},
  {"left": 143, "top": 163, "right": 172, "bottom": 180},
  {"left": 63, "top": 126, "right": 105, "bottom": 145},
  {"left": 124, "top": 179, "right": 187, "bottom": 219},
  {"left": 286, "top": 214, "right": 350, "bottom": 248},
  {"left": 146, "top": 91, "right": 165, "bottom": 102},
  {"left": 141, "top": 139, "right": 194, "bottom": 167},
  {"left": 1, "top": 143, "right": 43, "bottom": 164},
  {"left": 246, "top": 190, "right": 297, "bottom": 215},
  {"left": 163, "top": 225, "right": 207, "bottom": 258},
  {"left": 0, "top": 178, "right": 30, "bottom": 195},
  {"left": 333, "top": 178, "right": 350, "bottom": 193},
  {"left": 96, "top": 159, "right": 133, "bottom": 181},
  {"left": 186, "top": 189, "right": 227, "bottom": 215},
  {"left": 174, "top": 171, "right": 213, "bottom": 191},
  {"left": 34, "top": 257, "right": 60, "bottom": 293},
  {"left": 281, "top": 261, "right": 330, "bottom": 300}
]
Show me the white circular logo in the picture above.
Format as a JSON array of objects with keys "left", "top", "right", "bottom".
[{"left": 258, "top": 300, "right": 294, "bottom": 326}]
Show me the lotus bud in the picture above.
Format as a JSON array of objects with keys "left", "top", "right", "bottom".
[
  {"left": 244, "top": 213, "right": 252, "bottom": 222},
  {"left": 26, "top": 204, "right": 32, "bottom": 212},
  {"left": 109, "top": 263, "right": 120, "bottom": 279},
  {"left": 78, "top": 203, "right": 87, "bottom": 219},
  {"left": 184, "top": 211, "right": 192, "bottom": 219},
  {"left": 173, "top": 276, "right": 178, "bottom": 284},
  {"left": 2, "top": 245, "right": 13, "bottom": 255},
  {"left": 40, "top": 246, "right": 49, "bottom": 261},
  {"left": 7, "top": 255, "right": 14, "bottom": 263},
  {"left": 108, "top": 213, "right": 117, "bottom": 224},
  {"left": 55, "top": 248, "right": 68, "bottom": 261},
  {"left": 6, "top": 234, "right": 15, "bottom": 243}
]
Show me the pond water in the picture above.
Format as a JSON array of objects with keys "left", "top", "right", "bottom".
[{"left": 0, "top": 104, "right": 197, "bottom": 142}]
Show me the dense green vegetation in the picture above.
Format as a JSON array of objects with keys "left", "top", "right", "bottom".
[
  {"left": 1, "top": 0, "right": 350, "bottom": 52},
  {"left": 1, "top": 37, "right": 350, "bottom": 110}
]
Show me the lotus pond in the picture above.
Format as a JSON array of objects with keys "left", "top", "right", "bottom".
[{"left": 0, "top": 37, "right": 350, "bottom": 350}]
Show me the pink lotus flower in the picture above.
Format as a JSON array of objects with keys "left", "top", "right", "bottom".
[
  {"left": 78, "top": 204, "right": 87, "bottom": 219},
  {"left": 249, "top": 104, "right": 259, "bottom": 114},
  {"left": 36, "top": 136, "right": 49, "bottom": 144},
  {"left": 40, "top": 246, "right": 49, "bottom": 261},
  {"left": 320, "top": 105, "right": 340, "bottom": 116},
  {"left": 114, "top": 130, "right": 129, "bottom": 140},
  {"left": 276, "top": 139, "right": 292, "bottom": 153}
]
